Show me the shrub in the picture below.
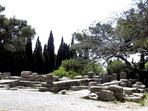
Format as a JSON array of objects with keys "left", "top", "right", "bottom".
[
  {"left": 53, "top": 66, "right": 68, "bottom": 78},
  {"left": 145, "top": 62, "right": 148, "bottom": 70},
  {"left": 82, "top": 63, "right": 105, "bottom": 75},
  {"left": 53, "top": 66, "right": 78, "bottom": 78},
  {"left": 107, "top": 59, "right": 128, "bottom": 74}
]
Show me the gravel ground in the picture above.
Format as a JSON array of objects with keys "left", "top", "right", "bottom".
[{"left": 0, "top": 89, "right": 148, "bottom": 111}]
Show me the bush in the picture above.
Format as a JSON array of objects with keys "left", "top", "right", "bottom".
[
  {"left": 107, "top": 59, "right": 128, "bottom": 74},
  {"left": 145, "top": 62, "right": 148, "bottom": 70},
  {"left": 53, "top": 66, "right": 78, "bottom": 78},
  {"left": 82, "top": 63, "right": 105, "bottom": 75}
]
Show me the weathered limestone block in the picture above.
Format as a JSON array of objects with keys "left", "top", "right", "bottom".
[
  {"left": 124, "top": 96, "right": 143, "bottom": 102},
  {"left": 19, "top": 81, "right": 34, "bottom": 87},
  {"left": 90, "top": 86, "right": 108, "bottom": 93},
  {"left": 123, "top": 87, "right": 138, "bottom": 95},
  {"left": 27, "top": 75, "right": 36, "bottom": 81},
  {"left": 2, "top": 72, "right": 11, "bottom": 79},
  {"left": 120, "top": 72, "right": 127, "bottom": 79},
  {"left": 132, "top": 81, "right": 146, "bottom": 89},
  {"left": 74, "top": 76, "right": 83, "bottom": 79},
  {"left": 0, "top": 79, "right": 19, "bottom": 87},
  {"left": 88, "top": 82, "right": 97, "bottom": 90},
  {"left": 39, "top": 75, "right": 46, "bottom": 82},
  {"left": 98, "top": 90, "right": 115, "bottom": 101},
  {"left": 46, "top": 74, "right": 53, "bottom": 84},
  {"left": 70, "top": 86, "right": 88, "bottom": 91},
  {"left": 108, "top": 85, "right": 123, "bottom": 100},
  {"left": 21, "top": 71, "right": 32, "bottom": 78}
]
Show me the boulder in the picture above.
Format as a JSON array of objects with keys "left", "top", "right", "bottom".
[
  {"left": 59, "top": 90, "right": 67, "bottom": 94},
  {"left": 21, "top": 71, "right": 32, "bottom": 78},
  {"left": 89, "top": 93, "right": 99, "bottom": 100},
  {"left": 98, "top": 90, "right": 115, "bottom": 101},
  {"left": 108, "top": 85, "right": 123, "bottom": 100}
]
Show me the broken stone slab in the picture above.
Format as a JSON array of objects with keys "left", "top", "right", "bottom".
[
  {"left": 74, "top": 75, "right": 83, "bottom": 79},
  {"left": 39, "top": 87, "right": 49, "bottom": 92},
  {"left": 102, "top": 80, "right": 122, "bottom": 86},
  {"left": 19, "top": 81, "right": 34, "bottom": 87},
  {"left": 90, "top": 86, "right": 109, "bottom": 93},
  {"left": 0, "top": 79, "right": 19, "bottom": 87},
  {"left": 21, "top": 71, "right": 32, "bottom": 78},
  {"left": 70, "top": 86, "right": 88, "bottom": 91},
  {"left": 9, "top": 76, "right": 22, "bottom": 80},
  {"left": 98, "top": 90, "right": 115, "bottom": 101},
  {"left": 123, "top": 87, "right": 138, "bottom": 95},
  {"left": 132, "top": 84, "right": 146, "bottom": 89},
  {"left": 124, "top": 96, "right": 143, "bottom": 102}
]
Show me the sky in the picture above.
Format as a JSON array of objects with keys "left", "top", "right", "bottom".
[{"left": 0, "top": 0, "right": 132, "bottom": 52}]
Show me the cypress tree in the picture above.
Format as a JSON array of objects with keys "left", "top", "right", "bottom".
[
  {"left": 43, "top": 44, "right": 49, "bottom": 73},
  {"left": 33, "top": 37, "right": 44, "bottom": 74},
  {"left": 56, "top": 37, "right": 70, "bottom": 68},
  {"left": 47, "top": 31, "right": 55, "bottom": 72},
  {"left": 25, "top": 37, "right": 32, "bottom": 71}
]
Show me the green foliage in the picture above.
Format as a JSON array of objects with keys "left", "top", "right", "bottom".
[
  {"left": 145, "top": 62, "right": 148, "bottom": 70},
  {"left": 54, "top": 59, "right": 105, "bottom": 78},
  {"left": 107, "top": 59, "right": 128, "bottom": 74},
  {"left": 53, "top": 66, "right": 77, "bottom": 78},
  {"left": 82, "top": 63, "right": 105, "bottom": 75},
  {"left": 61, "top": 59, "right": 84, "bottom": 74}
]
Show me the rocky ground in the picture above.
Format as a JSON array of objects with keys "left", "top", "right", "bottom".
[{"left": 0, "top": 89, "right": 148, "bottom": 111}]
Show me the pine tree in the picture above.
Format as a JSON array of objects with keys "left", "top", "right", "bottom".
[
  {"left": 47, "top": 31, "right": 55, "bottom": 72},
  {"left": 33, "top": 37, "right": 44, "bottom": 74}
]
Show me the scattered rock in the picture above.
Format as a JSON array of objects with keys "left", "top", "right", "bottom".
[
  {"left": 98, "top": 90, "right": 115, "bottom": 101},
  {"left": 70, "top": 86, "right": 88, "bottom": 91},
  {"left": 89, "top": 93, "right": 99, "bottom": 100},
  {"left": 21, "top": 71, "right": 32, "bottom": 78}
]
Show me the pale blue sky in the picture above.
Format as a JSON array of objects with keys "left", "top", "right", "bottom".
[{"left": 0, "top": 0, "right": 132, "bottom": 52}]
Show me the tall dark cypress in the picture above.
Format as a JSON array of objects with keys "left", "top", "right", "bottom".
[
  {"left": 56, "top": 37, "right": 70, "bottom": 68},
  {"left": 25, "top": 37, "right": 32, "bottom": 71},
  {"left": 33, "top": 37, "right": 44, "bottom": 74},
  {"left": 43, "top": 44, "right": 49, "bottom": 73},
  {"left": 47, "top": 31, "right": 55, "bottom": 72},
  {"left": 69, "top": 36, "right": 77, "bottom": 58}
]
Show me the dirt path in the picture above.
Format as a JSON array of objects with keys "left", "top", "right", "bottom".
[{"left": 0, "top": 89, "right": 148, "bottom": 111}]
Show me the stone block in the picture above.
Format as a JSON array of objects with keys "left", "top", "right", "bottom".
[
  {"left": 21, "top": 71, "right": 32, "bottom": 78},
  {"left": 98, "top": 90, "right": 115, "bottom": 101}
]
